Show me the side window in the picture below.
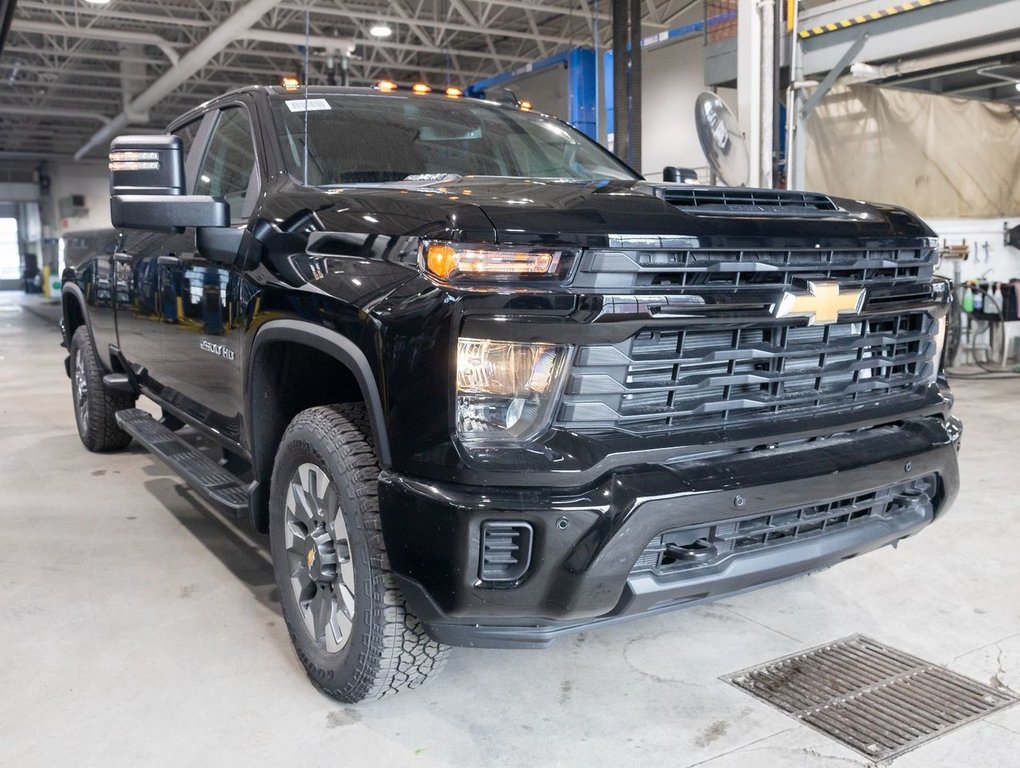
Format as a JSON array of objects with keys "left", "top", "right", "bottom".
[
  {"left": 193, "top": 108, "right": 257, "bottom": 217},
  {"left": 173, "top": 118, "right": 203, "bottom": 167}
]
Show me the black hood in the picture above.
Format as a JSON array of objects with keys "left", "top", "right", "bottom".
[{"left": 274, "top": 178, "right": 934, "bottom": 249}]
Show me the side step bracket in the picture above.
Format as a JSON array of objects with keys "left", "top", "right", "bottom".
[{"left": 115, "top": 408, "right": 250, "bottom": 515}]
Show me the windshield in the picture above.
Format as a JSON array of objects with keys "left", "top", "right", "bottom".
[{"left": 272, "top": 93, "right": 638, "bottom": 185}]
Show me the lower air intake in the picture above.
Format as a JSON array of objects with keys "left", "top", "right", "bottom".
[{"left": 479, "top": 521, "right": 533, "bottom": 583}]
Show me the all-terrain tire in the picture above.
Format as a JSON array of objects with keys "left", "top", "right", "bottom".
[
  {"left": 269, "top": 403, "right": 449, "bottom": 702},
  {"left": 69, "top": 326, "right": 135, "bottom": 452}
]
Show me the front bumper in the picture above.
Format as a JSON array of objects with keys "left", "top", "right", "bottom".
[{"left": 378, "top": 416, "right": 961, "bottom": 648}]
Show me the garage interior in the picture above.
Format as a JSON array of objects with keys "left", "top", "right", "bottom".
[{"left": 2, "top": 0, "right": 1020, "bottom": 765}]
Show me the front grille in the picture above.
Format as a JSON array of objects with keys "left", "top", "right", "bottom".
[
  {"left": 660, "top": 187, "right": 838, "bottom": 215},
  {"left": 630, "top": 476, "right": 936, "bottom": 577},
  {"left": 557, "top": 312, "right": 938, "bottom": 436},
  {"left": 577, "top": 245, "right": 935, "bottom": 292}
]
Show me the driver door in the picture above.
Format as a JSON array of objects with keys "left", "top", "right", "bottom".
[{"left": 157, "top": 104, "right": 261, "bottom": 446}]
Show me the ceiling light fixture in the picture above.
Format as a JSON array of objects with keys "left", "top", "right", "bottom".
[
  {"left": 369, "top": 24, "right": 393, "bottom": 38},
  {"left": 83, "top": 0, "right": 112, "bottom": 5}
]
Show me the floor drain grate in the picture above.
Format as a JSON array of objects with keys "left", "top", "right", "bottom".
[{"left": 724, "top": 634, "right": 1018, "bottom": 761}]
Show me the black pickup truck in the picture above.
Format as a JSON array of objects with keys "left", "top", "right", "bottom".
[{"left": 61, "top": 85, "right": 960, "bottom": 702}]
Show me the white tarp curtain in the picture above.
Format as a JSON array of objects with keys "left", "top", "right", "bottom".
[{"left": 805, "top": 83, "right": 1020, "bottom": 218}]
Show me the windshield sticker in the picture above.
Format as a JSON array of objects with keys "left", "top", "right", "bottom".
[{"left": 285, "top": 98, "right": 331, "bottom": 113}]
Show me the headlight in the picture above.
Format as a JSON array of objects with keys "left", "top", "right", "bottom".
[
  {"left": 456, "top": 338, "right": 569, "bottom": 443},
  {"left": 422, "top": 241, "right": 571, "bottom": 281}
]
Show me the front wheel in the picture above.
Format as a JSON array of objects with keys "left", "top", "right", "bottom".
[
  {"left": 269, "top": 403, "right": 448, "bottom": 702},
  {"left": 69, "top": 326, "right": 134, "bottom": 452}
]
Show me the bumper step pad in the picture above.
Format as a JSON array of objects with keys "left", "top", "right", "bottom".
[{"left": 115, "top": 408, "right": 249, "bottom": 514}]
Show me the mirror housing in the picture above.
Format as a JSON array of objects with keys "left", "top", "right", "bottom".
[
  {"left": 109, "top": 135, "right": 229, "bottom": 233},
  {"left": 109, "top": 134, "right": 185, "bottom": 196},
  {"left": 663, "top": 166, "right": 698, "bottom": 183}
]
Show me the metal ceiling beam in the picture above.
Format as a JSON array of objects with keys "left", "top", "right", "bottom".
[
  {"left": 0, "top": 0, "right": 16, "bottom": 59},
  {"left": 15, "top": 1, "right": 211, "bottom": 28},
  {"left": 274, "top": 2, "right": 575, "bottom": 46},
  {"left": 9, "top": 18, "right": 181, "bottom": 65},
  {"left": 75, "top": 0, "right": 283, "bottom": 159},
  {"left": 240, "top": 27, "right": 535, "bottom": 64},
  {"left": 2, "top": 106, "right": 111, "bottom": 123}
]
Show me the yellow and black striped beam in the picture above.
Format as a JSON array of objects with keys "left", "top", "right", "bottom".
[{"left": 799, "top": 0, "right": 949, "bottom": 39}]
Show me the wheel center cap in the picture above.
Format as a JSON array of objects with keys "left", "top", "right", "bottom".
[{"left": 305, "top": 528, "right": 337, "bottom": 583}]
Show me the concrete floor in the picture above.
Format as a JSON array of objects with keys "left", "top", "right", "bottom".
[{"left": 2, "top": 290, "right": 1019, "bottom": 767}]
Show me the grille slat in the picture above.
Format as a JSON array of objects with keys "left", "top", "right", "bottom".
[
  {"left": 578, "top": 246, "right": 936, "bottom": 294},
  {"left": 559, "top": 313, "right": 936, "bottom": 436}
]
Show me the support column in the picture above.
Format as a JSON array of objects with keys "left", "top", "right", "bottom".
[
  {"left": 568, "top": 49, "right": 598, "bottom": 140},
  {"left": 737, "top": 0, "right": 762, "bottom": 187}
]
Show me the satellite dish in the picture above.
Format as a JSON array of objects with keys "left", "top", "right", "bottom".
[{"left": 694, "top": 92, "right": 749, "bottom": 187}]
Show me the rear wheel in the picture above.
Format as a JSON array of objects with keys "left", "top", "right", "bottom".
[
  {"left": 269, "top": 403, "right": 448, "bottom": 702},
  {"left": 69, "top": 326, "right": 134, "bottom": 452}
]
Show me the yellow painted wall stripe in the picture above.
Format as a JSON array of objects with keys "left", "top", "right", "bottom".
[{"left": 798, "top": 0, "right": 948, "bottom": 39}]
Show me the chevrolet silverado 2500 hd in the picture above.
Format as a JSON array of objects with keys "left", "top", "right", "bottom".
[{"left": 61, "top": 85, "right": 960, "bottom": 702}]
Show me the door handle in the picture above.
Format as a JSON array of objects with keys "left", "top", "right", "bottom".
[
  {"left": 113, "top": 252, "right": 132, "bottom": 263},
  {"left": 157, "top": 255, "right": 181, "bottom": 267}
]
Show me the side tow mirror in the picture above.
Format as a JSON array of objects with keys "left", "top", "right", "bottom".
[
  {"left": 663, "top": 166, "right": 698, "bottom": 184},
  {"left": 109, "top": 135, "right": 228, "bottom": 233}
]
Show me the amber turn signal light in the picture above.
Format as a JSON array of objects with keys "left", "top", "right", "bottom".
[
  {"left": 376, "top": 80, "right": 398, "bottom": 92},
  {"left": 412, "top": 83, "right": 432, "bottom": 94},
  {"left": 425, "top": 244, "right": 459, "bottom": 278},
  {"left": 423, "top": 242, "right": 562, "bottom": 280}
]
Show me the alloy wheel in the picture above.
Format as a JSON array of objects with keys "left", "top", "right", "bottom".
[
  {"left": 283, "top": 462, "right": 357, "bottom": 653},
  {"left": 74, "top": 347, "right": 89, "bottom": 434}
]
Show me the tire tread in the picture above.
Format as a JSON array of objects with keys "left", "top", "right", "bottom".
[{"left": 275, "top": 403, "right": 448, "bottom": 702}]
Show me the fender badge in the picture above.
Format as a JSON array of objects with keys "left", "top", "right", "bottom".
[
  {"left": 774, "top": 281, "right": 865, "bottom": 326},
  {"left": 199, "top": 339, "right": 236, "bottom": 361}
]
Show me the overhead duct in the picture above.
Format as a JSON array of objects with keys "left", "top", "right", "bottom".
[{"left": 74, "top": 0, "right": 282, "bottom": 159}]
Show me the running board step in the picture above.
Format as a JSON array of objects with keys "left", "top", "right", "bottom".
[
  {"left": 115, "top": 408, "right": 249, "bottom": 515},
  {"left": 102, "top": 373, "right": 134, "bottom": 394}
]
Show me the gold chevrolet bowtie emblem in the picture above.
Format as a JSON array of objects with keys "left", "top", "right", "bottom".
[
  {"left": 307, "top": 549, "right": 316, "bottom": 569},
  {"left": 774, "top": 281, "right": 865, "bottom": 326}
]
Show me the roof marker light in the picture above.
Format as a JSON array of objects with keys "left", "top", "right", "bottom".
[
  {"left": 412, "top": 82, "right": 432, "bottom": 94},
  {"left": 376, "top": 80, "right": 398, "bottom": 92}
]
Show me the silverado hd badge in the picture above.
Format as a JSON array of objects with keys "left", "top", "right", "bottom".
[
  {"left": 774, "top": 280, "right": 865, "bottom": 326},
  {"left": 199, "top": 339, "right": 235, "bottom": 361}
]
